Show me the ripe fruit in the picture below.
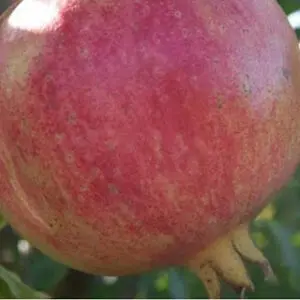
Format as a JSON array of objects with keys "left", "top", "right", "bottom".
[{"left": 1, "top": 0, "right": 300, "bottom": 297}]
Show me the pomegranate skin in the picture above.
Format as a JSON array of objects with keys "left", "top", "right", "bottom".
[{"left": 0, "top": 0, "right": 300, "bottom": 277}]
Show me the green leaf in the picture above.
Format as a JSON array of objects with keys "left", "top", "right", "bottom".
[
  {"left": 278, "top": 0, "right": 300, "bottom": 14},
  {"left": 0, "top": 213, "right": 6, "bottom": 231},
  {"left": 0, "top": 265, "right": 46, "bottom": 299},
  {"left": 23, "top": 250, "right": 68, "bottom": 292},
  {"left": 257, "top": 220, "right": 300, "bottom": 272},
  {"left": 167, "top": 268, "right": 188, "bottom": 299},
  {"left": 136, "top": 273, "right": 156, "bottom": 298}
]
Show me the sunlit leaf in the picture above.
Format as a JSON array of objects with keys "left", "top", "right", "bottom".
[
  {"left": 0, "top": 265, "right": 46, "bottom": 299},
  {"left": 155, "top": 272, "right": 168, "bottom": 292}
]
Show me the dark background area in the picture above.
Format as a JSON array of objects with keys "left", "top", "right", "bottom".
[{"left": 1, "top": 0, "right": 300, "bottom": 298}]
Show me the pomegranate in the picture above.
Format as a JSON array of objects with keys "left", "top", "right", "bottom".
[{"left": 1, "top": 0, "right": 300, "bottom": 297}]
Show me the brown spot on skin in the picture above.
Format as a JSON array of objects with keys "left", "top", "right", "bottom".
[
  {"left": 49, "top": 216, "right": 63, "bottom": 232},
  {"left": 105, "top": 140, "right": 118, "bottom": 151},
  {"left": 55, "top": 133, "right": 65, "bottom": 143},
  {"left": 68, "top": 111, "right": 77, "bottom": 124},
  {"left": 282, "top": 67, "right": 291, "bottom": 80},
  {"left": 65, "top": 152, "right": 75, "bottom": 164},
  {"left": 108, "top": 183, "right": 119, "bottom": 195},
  {"left": 242, "top": 77, "right": 252, "bottom": 96},
  {"left": 152, "top": 130, "right": 163, "bottom": 161},
  {"left": 80, "top": 184, "right": 88, "bottom": 192},
  {"left": 216, "top": 95, "right": 224, "bottom": 109}
]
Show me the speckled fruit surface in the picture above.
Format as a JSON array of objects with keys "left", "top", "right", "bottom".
[{"left": 1, "top": 0, "right": 300, "bottom": 297}]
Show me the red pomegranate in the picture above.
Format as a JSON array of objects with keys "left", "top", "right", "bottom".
[{"left": 1, "top": 0, "right": 300, "bottom": 297}]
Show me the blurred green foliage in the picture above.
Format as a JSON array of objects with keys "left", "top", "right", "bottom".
[{"left": 1, "top": 0, "right": 300, "bottom": 298}]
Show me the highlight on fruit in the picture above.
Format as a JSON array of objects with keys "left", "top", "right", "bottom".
[{"left": 1, "top": 0, "right": 300, "bottom": 298}]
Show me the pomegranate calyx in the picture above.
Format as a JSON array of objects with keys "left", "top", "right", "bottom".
[{"left": 187, "top": 223, "right": 276, "bottom": 299}]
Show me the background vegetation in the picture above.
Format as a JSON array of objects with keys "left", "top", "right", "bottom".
[{"left": 1, "top": 0, "right": 300, "bottom": 298}]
